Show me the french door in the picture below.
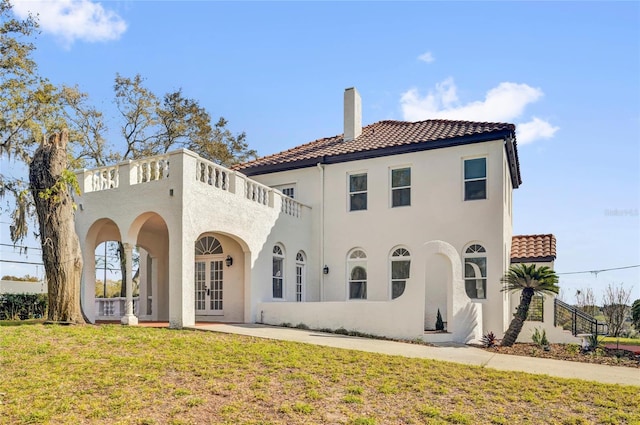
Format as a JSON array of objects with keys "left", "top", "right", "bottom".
[{"left": 195, "top": 258, "right": 223, "bottom": 315}]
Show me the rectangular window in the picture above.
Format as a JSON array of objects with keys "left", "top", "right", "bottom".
[
  {"left": 391, "top": 167, "right": 411, "bottom": 207},
  {"left": 282, "top": 187, "right": 295, "bottom": 199},
  {"left": 349, "top": 173, "right": 367, "bottom": 211},
  {"left": 464, "top": 158, "right": 487, "bottom": 200},
  {"left": 349, "top": 281, "right": 366, "bottom": 299}
]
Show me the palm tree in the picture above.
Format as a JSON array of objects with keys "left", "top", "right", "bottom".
[{"left": 500, "top": 264, "right": 559, "bottom": 347}]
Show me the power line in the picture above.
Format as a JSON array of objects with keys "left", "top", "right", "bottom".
[
  {"left": 557, "top": 264, "right": 640, "bottom": 277},
  {"left": 0, "top": 259, "right": 43, "bottom": 266},
  {"left": 0, "top": 243, "right": 42, "bottom": 251}
]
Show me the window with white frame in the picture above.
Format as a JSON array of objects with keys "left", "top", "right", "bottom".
[
  {"left": 464, "top": 157, "right": 487, "bottom": 200},
  {"left": 391, "top": 167, "right": 411, "bottom": 207},
  {"left": 295, "top": 251, "right": 305, "bottom": 302},
  {"left": 272, "top": 244, "right": 284, "bottom": 299},
  {"left": 464, "top": 244, "right": 486, "bottom": 299},
  {"left": 349, "top": 173, "right": 367, "bottom": 211},
  {"left": 347, "top": 249, "right": 367, "bottom": 299},
  {"left": 282, "top": 187, "right": 295, "bottom": 199},
  {"left": 390, "top": 247, "right": 410, "bottom": 299}
]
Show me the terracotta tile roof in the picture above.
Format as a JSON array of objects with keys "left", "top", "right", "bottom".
[
  {"left": 235, "top": 119, "right": 520, "bottom": 186},
  {"left": 511, "top": 234, "right": 557, "bottom": 262}
]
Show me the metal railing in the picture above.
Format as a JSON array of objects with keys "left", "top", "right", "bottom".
[{"left": 554, "top": 298, "right": 608, "bottom": 336}]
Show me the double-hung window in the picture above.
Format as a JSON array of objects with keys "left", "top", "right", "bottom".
[
  {"left": 464, "top": 158, "right": 487, "bottom": 200},
  {"left": 349, "top": 173, "right": 367, "bottom": 211},
  {"left": 391, "top": 167, "right": 411, "bottom": 207},
  {"left": 281, "top": 187, "right": 295, "bottom": 199}
]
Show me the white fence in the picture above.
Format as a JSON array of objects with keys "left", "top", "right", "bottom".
[
  {"left": 0, "top": 280, "right": 47, "bottom": 294},
  {"left": 95, "top": 297, "right": 140, "bottom": 320}
]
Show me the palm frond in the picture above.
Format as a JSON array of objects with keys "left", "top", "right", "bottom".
[{"left": 500, "top": 263, "right": 559, "bottom": 295}]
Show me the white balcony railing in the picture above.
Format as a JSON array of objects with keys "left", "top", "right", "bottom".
[{"left": 78, "top": 150, "right": 307, "bottom": 218}]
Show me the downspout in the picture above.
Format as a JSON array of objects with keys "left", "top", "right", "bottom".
[{"left": 316, "top": 161, "right": 325, "bottom": 301}]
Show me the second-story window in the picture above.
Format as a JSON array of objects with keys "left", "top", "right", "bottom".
[
  {"left": 464, "top": 158, "right": 487, "bottom": 200},
  {"left": 282, "top": 187, "right": 295, "bottom": 199},
  {"left": 349, "top": 173, "right": 367, "bottom": 211},
  {"left": 391, "top": 167, "right": 411, "bottom": 207}
]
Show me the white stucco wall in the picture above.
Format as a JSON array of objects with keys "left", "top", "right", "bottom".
[
  {"left": 75, "top": 150, "right": 313, "bottom": 327},
  {"left": 75, "top": 135, "right": 517, "bottom": 342},
  {"left": 252, "top": 138, "right": 513, "bottom": 339}
]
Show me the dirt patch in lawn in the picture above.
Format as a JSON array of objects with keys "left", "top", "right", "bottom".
[{"left": 479, "top": 343, "right": 640, "bottom": 368}]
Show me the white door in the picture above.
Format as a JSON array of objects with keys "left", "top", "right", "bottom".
[{"left": 195, "top": 258, "right": 223, "bottom": 315}]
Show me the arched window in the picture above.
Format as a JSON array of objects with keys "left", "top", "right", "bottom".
[
  {"left": 347, "top": 249, "right": 367, "bottom": 299},
  {"left": 272, "top": 244, "right": 285, "bottom": 299},
  {"left": 464, "top": 244, "right": 486, "bottom": 299},
  {"left": 195, "top": 236, "right": 223, "bottom": 255},
  {"left": 390, "top": 247, "right": 411, "bottom": 299},
  {"left": 295, "top": 251, "right": 305, "bottom": 302}
]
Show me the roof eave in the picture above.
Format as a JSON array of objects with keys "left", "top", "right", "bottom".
[
  {"left": 242, "top": 129, "right": 516, "bottom": 177},
  {"left": 511, "top": 256, "right": 556, "bottom": 264}
]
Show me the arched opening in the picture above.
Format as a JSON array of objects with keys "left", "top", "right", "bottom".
[
  {"left": 194, "top": 232, "right": 245, "bottom": 322},
  {"left": 423, "top": 240, "right": 482, "bottom": 343},
  {"left": 131, "top": 213, "right": 170, "bottom": 321},
  {"left": 82, "top": 218, "right": 123, "bottom": 322}
]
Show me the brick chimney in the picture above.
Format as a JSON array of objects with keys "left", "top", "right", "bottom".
[{"left": 343, "top": 87, "right": 362, "bottom": 141}]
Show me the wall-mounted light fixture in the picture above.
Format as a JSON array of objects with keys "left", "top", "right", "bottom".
[
  {"left": 169, "top": 189, "right": 174, "bottom": 197},
  {"left": 225, "top": 255, "right": 233, "bottom": 267},
  {"left": 323, "top": 265, "right": 329, "bottom": 274}
]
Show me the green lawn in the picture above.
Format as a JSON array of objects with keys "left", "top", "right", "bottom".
[
  {"left": 1, "top": 325, "right": 638, "bottom": 425},
  {"left": 602, "top": 336, "right": 640, "bottom": 346}
]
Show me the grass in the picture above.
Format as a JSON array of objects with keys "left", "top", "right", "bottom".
[
  {"left": 0, "top": 325, "right": 639, "bottom": 424},
  {"left": 0, "top": 318, "right": 45, "bottom": 326},
  {"left": 602, "top": 336, "right": 640, "bottom": 346}
]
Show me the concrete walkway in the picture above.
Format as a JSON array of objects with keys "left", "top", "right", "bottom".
[{"left": 189, "top": 323, "right": 639, "bottom": 387}]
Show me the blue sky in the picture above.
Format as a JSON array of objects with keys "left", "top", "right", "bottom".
[{"left": 1, "top": 1, "right": 639, "bottom": 303}]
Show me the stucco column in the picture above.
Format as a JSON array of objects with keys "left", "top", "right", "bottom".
[{"left": 121, "top": 242, "right": 138, "bottom": 325}]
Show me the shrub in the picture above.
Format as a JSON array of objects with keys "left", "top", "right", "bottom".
[
  {"left": 0, "top": 293, "right": 47, "bottom": 320},
  {"left": 586, "top": 333, "right": 604, "bottom": 351},
  {"left": 566, "top": 343, "right": 580, "bottom": 355},
  {"left": 435, "top": 309, "right": 445, "bottom": 331},
  {"left": 531, "top": 328, "right": 549, "bottom": 348},
  {"left": 481, "top": 331, "right": 498, "bottom": 348}
]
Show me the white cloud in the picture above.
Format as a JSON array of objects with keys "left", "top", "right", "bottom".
[
  {"left": 12, "top": 0, "right": 127, "bottom": 47},
  {"left": 400, "top": 78, "right": 558, "bottom": 144},
  {"left": 417, "top": 51, "right": 435, "bottom": 63},
  {"left": 516, "top": 117, "right": 559, "bottom": 145}
]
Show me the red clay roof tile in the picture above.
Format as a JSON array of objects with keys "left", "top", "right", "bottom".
[
  {"left": 511, "top": 234, "right": 557, "bottom": 262},
  {"left": 235, "top": 119, "right": 518, "bottom": 175}
]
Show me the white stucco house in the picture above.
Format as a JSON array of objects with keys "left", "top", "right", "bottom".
[{"left": 75, "top": 87, "right": 574, "bottom": 343}]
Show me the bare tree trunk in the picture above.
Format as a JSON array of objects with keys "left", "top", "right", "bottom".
[{"left": 29, "top": 130, "right": 85, "bottom": 324}]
